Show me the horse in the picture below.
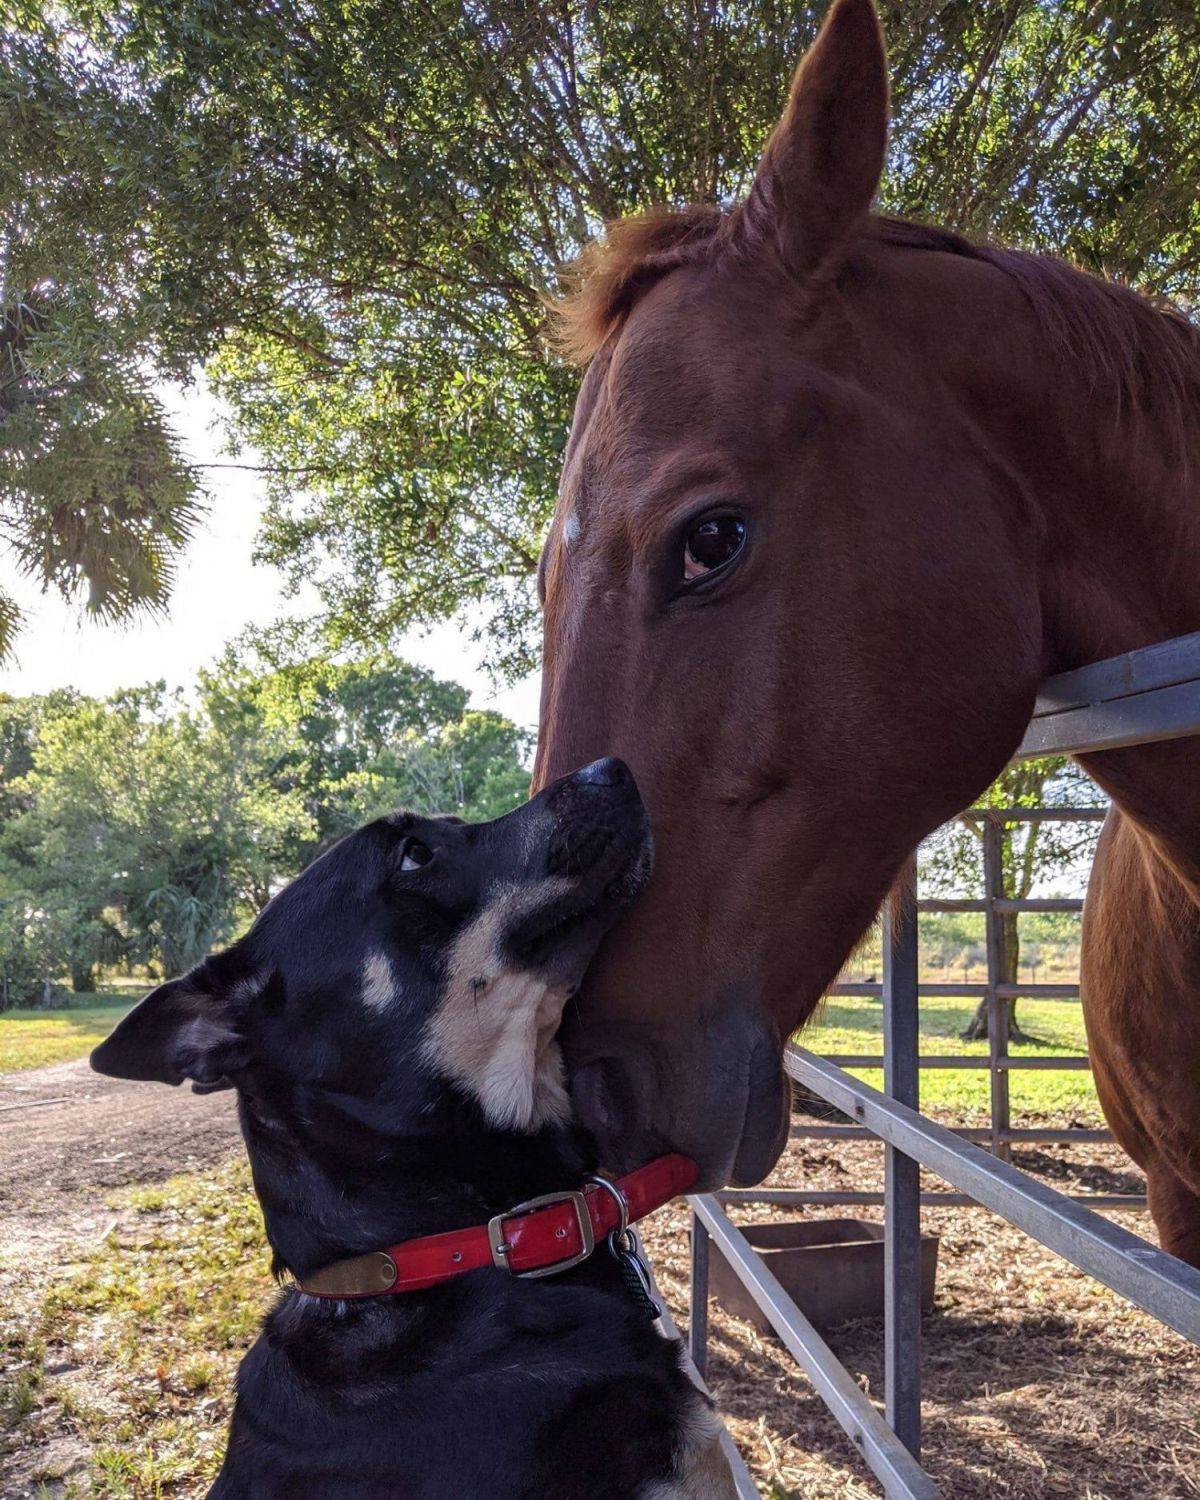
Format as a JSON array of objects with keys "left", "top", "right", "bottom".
[{"left": 531, "top": 0, "right": 1200, "bottom": 1265}]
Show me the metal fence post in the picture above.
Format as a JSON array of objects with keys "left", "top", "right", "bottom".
[
  {"left": 689, "top": 1209, "right": 710, "bottom": 1381},
  {"left": 883, "top": 860, "right": 922, "bottom": 1458},
  {"left": 983, "top": 817, "right": 1012, "bottom": 1162}
]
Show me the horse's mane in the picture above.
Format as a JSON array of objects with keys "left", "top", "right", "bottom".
[
  {"left": 877, "top": 217, "right": 1200, "bottom": 423},
  {"left": 551, "top": 208, "right": 1200, "bottom": 430}
]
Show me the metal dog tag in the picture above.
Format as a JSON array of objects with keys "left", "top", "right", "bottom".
[{"left": 300, "top": 1251, "right": 398, "bottom": 1297}]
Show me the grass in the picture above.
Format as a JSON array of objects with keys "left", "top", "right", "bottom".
[
  {"left": 3, "top": 1149, "right": 1183, "bottom": 1499},
  {"left": 2, "top": 1162, "right": 270, "bottom": 1495},
  {"left": 0, "top": 993, "right": 1105, "bottom": 1493},
  {"left": 0, "top": 993, "right": 134, "bottom": 1073},
  {"left": 805, "top": 993, "right": 1099, "bottom": 1120}
]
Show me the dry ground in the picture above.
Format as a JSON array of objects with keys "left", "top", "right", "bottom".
[
  {"left": 0, "top": 1058, "right": 235, "bottom": 1222},
  {"left": 1, "top": 1062, "right": 1197, "bottom": 1498},
  {"left": 642, "top": 1129, "right": 1200, "bottom": 1499}
]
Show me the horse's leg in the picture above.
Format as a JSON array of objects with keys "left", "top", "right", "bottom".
[
  {"left": 1145, "top": 1165, "right": 1200, "bottom": 1267},
  {"left": 1081, "top": 807, "right": 1200, "bottom": 1267}
]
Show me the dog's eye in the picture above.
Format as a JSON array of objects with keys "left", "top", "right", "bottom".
[
  {"left": 683, "top": 515, "right": 746, "bottom": 583},
  {"left": 400, "top": 839, "right": 433, "bottom": 873}
]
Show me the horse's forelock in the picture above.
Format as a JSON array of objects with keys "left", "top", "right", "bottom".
[{"left": 548, "top": 205, "right": 729, "bottom": 365}]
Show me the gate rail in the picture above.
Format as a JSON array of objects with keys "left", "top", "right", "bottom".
[{"left": 686, "top": 631, "right": 1200, "bottom": 1499}]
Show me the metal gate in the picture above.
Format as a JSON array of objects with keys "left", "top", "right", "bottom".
[
  {"left": 769, "top": 802, "right": 1139, "bottom": 1207},
  {"left": 685, "top": 631, "right": 1200, "bottom": 1499}
]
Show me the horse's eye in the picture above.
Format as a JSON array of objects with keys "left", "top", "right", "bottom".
[
  {"left": 400, "top": 839, "right": 433, "bottom": 872},
  {"left": 683, "top": 516, "right": 746, "bottom": 583}
]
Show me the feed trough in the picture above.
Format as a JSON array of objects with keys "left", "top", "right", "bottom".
[{"left": 708, "top": 1217, "right": 939, "bottom": 1333}]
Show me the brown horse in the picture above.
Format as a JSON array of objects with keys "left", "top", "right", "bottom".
[{"left": 532, "top": 0, "right": 1200, "bottom": 1264}]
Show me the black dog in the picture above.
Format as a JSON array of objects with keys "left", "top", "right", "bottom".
[{"left": 92, "top": 759, "right": 735, "bottom": 1498}]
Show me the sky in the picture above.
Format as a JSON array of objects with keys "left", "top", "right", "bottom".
[{"left": 0, "top": 378, "right": 542, "bottom": 732}]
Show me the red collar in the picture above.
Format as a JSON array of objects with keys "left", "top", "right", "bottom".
[{"left": 298, "top": 1154, "right": 697, "bottom": 1298}]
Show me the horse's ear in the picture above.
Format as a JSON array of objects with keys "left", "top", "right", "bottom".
[
  {"left": 90, "top": 949, "right": 257, "bottom": 1091},
  {"left": 741, "top": 0, "right": 889, "bottom": 279}
]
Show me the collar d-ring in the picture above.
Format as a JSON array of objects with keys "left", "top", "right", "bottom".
[{"left": 586, "top": 1173, "right": 631, "bottom": 1251}]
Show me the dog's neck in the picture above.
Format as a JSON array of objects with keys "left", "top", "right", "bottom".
[{"left": 237, "top": 1072, "right": 594, "bottom": 1281}]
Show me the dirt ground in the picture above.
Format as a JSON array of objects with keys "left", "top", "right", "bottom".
[
  {"left": 642, "top": 1131, "right": 1200, "bottom": 1498},
  {"left": 0, "top": 1058, "right": 237, "bottom": 1259},
  {"left": 2, "top": 1059, "right": 1198, "bottom": 1498}
]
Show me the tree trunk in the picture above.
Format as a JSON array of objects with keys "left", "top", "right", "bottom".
[
  {"left": 961, "top": 910, "right": 1033, "bottom": 1041},
  {"left": 71, "top": 962, "right": 96, "bottom": 994},
  {"left": 962, "top": 992, "right": 1031, "bottom": 1041}
]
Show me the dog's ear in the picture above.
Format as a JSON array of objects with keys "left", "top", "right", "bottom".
[{"left": 90, "top": 949, "right": 257, "bottom": 1091}]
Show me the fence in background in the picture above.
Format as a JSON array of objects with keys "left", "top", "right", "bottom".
[
  {"left": 686, "top": 631, "right": 1200, "bottom": 1499},
  {"left": 769, "top": 803, "right": 1139, "bottom": 1210}
]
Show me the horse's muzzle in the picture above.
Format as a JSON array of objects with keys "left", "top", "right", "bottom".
[{"left": 565, "top": 1000, "right": 791, "bottom": 1191}]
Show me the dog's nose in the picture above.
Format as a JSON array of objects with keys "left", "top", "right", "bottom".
[{"left": 571, "top": 757, "right": 631, "bottom": 789}]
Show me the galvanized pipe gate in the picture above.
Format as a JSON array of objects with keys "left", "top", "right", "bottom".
[{"left": 685, "top": 631, "right": 1200, "bottom": 1499}]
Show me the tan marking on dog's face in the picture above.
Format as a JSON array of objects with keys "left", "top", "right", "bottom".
[
  {"left": 421, "top": 880, "right": 575, "bottom": 1132},
  {"left": 360, "top": 950, "right": 398, "bottom": 1011}
]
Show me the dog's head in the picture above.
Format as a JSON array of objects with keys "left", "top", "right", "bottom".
[{"left": 91, "top": 758, "right": 651, "bottom": 1137}]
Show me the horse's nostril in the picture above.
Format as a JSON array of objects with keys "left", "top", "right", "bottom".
[{"left": 572, "top": 757, "right": 629, "bottom": 789}]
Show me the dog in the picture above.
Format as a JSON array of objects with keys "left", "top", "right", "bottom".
[{"left": 91, "top": 757, "right": 737, "bottom": 1498}]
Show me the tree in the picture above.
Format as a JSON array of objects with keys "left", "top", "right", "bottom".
[
  {"left": 0, "top": 651, "right": 532, "bottom": 993},
  {"left": 0, "top": 21, "right": 202, "bottom": 659},
  {"left": 5, "top": 1, "right": 1200, "bottom": 673},
  {"left": 0, "top": 895, "right": 78, "bottom": 1007},
  {"left": 0, "top": 692, "right": 67, "bottom": 819},
  {"left": 202, "top": 634, "right": 532, "bottom": 840},
  {"left": 919, "top": 757, "right": 1105, "bottom": 1040},
  {"left": 353, "top": 710, "right": 534, "bottom": 826},
  {"left": 3, "top": 686, "right": 313, "bottom": 979},
  {"left": 199, "top": 630, "right": 494, "bottom": 854},
  {"left": 0, "top": 691, "right": 100, "bottom": 994}
]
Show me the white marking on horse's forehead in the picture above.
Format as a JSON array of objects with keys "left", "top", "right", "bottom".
[
  {"left": 360, "top": 950, "right": 399, "bottom": 1011},
  {"left": 556, "top": 450, "right": 586, "bottom": 549}
]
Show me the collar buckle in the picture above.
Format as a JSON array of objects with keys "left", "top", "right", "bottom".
[{"left": 487, "top": 1189, "right": 595, "bottom": 1277}]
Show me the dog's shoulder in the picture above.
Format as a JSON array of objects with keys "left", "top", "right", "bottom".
[
  {"left": 219, "top": 1275, "right": 735, "bottom": 1498},
  {"left": 638, "top": 1380, "right": 738, "bottom": 1499},
  {"left": 512, "top": 1284, "right": 737, "bottom": 1500}
]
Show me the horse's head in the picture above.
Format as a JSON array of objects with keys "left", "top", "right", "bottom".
[{"left": 535, "top": 0, "right": 1046, "bottom": 1186}]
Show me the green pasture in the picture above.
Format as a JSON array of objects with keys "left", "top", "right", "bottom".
[
  {"left": 0, "top": 989, "right": 1099, "bottom": 1124},
  {"left": 804, "top": 994, "right": 1098, "bottom": 1122},
  {"left": 0, "top": 993, "right": 134, "bottom": 1073}
]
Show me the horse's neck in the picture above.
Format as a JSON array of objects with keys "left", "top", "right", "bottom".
[
  {"left": 1044, "top": 491, "right": 1200, "bottom": 663},
  {"left": 1033, "top": 331, "right": 1200, "bottom": 884}
]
